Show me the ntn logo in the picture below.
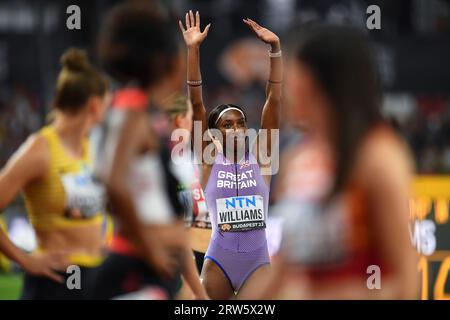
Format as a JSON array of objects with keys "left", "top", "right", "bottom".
[{"left": 225, "top": 196, "right": 257, "bottom": 209}]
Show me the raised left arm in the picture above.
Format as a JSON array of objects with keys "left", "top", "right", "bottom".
[
  {"left": 244, "top": 18, "right": 283, "bottom": 182},
  {"left": 243, "top": 18, "right": 282, "bottom": 131}
]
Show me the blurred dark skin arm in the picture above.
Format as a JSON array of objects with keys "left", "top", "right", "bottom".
[
  {"left": 244, "top": 18, "right": 283, "bottom": 184},
  {"left": 179, "top": 10, "right": 211, "bottom": 182},
  {"left": 98, "top": 110, "right": 175, "bottom": 277},
  {"left": 98, "top": 110, "right": 145, "bottom": 237}
]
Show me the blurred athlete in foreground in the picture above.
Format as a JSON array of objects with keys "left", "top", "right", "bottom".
[
  {"left": 164, "top": 95, "right": 209, "bottom": 300},
  {"left": 0, "top": 48, "right": 109, "bottom": 299},
  {"left": 91, "top": 2, "right": 195, "bottom": 300},
  {"left": 247, "top": 25, "right": 418, "bottom": 299}
]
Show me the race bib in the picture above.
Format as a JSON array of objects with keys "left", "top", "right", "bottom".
[
  {"left": 216, "top": 195, "right": 265, "bottom": 232},
  {"left": 61, "top": 166, "right": 106, "bottom": 218}
]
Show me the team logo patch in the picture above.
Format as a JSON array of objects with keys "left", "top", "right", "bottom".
[
  {"left": 239, "top": 160, "right": 251, "bottom": 169},
  {"left": 220, "top": 223, "right": 232, "bottom": 231}
]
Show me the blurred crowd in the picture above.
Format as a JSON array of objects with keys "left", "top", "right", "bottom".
[
  {"left": 0, "top": 85, "right": 41, "bottom": 168},
  {"left": 1, "top": 80, "right": 449, "bottom": 174}
]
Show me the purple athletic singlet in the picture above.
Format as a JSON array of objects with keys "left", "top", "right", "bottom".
[{"left": 204, "top": 152, "right": 270, "bottom": 292}]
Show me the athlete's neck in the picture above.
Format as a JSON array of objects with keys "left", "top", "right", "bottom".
[
  {"left": 222, "top": 148, "right": 248, "bottom": 164},
  {"left": 52, "top": 112, "right": 90, "bottom": 158}
]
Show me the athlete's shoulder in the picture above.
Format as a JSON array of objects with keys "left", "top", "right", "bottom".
[
  {"left": 3, "top": 129, "right": 50, "bottom": 182},
  {"left": 20, "top": 130, "right": 50, "bottom": 158},
  {"left": 361, "top": 125, "right": 413, "bottom": 167},
  {"left": 356, "top": 124, "right": 414, "bottom": 185}
]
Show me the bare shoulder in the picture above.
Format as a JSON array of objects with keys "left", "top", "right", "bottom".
[
  {"left": 356, "top": 125, "right": 414, "bottom": 183},
  {"left": 1, "top": 131, "right": 50, "bottom": 183},
  {"left": 25, "top": 132, "right": 49, "bottom": 153},
  {"left": 13, "top": 132, "right": 49, "bottom": 166}
]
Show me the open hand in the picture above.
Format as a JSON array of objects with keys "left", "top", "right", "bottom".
[
  {"left": 179, "top": 10, "right": 211, "bottom": 48},
  {"left": 243, "top": 18, "right": 280, "bottom": 47}
]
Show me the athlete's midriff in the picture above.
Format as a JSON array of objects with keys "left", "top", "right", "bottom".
[
  {"left": 21, "top": 125, "right": 106, "bottom": 267},
  {"left": 35, "top": 224, "right": 104, "bottom": 265}
]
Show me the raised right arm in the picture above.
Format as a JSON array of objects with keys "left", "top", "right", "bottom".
[{"left": 179, "top": 10, "right": 211, "bottom": 167}]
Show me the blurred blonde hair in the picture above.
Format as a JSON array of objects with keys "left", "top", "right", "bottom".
[{"left": 165, "top": 94, "right": 189, "bottom": 120}]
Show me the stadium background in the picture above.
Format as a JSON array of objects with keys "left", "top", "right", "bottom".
[{"left": 0, "top": 0, "right": 450, "bottom": 299}]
